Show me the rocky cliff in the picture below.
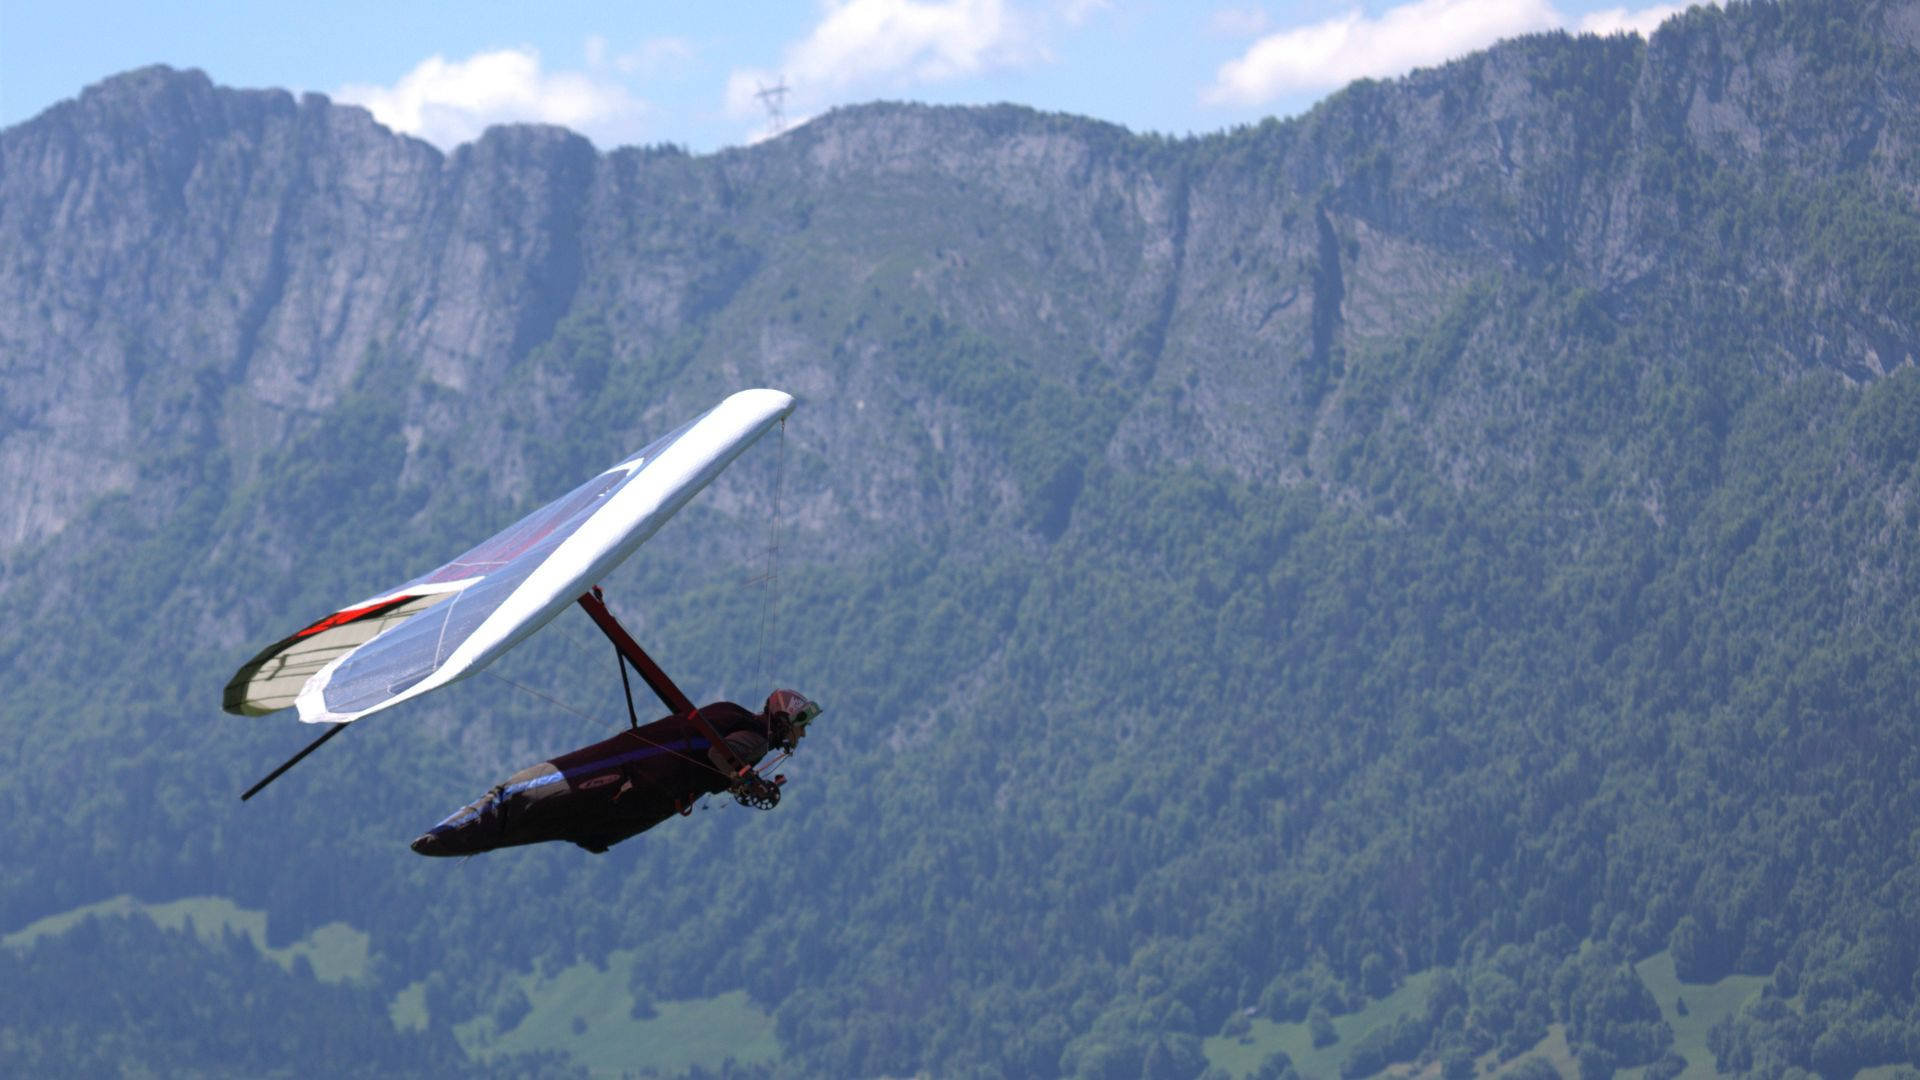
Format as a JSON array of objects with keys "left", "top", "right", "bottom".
[{"left": 7, "top": 2, "right": 1915, "bottom": 559}]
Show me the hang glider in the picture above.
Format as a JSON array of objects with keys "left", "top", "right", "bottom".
[{"left": 225, "top": 388, "right": 795, "bottom": 797}]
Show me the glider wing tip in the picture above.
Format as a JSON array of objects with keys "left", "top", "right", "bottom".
[{"left": 731, "top": 387, "right": 797, "bottom": 418}]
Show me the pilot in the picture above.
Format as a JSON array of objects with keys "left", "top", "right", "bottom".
[
  {"left": 641, "top": 688, "right": 820, "bottom": 809},
  {"left": 411, "top": 689, "right": 821, "bottom": 856},
  {"left": 706, "top": 689, "right": 817, "bottom": 776}
]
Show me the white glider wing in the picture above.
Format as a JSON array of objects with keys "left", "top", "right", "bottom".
[{"left": 222, "top": 388, "right": 795, "bottom": 724}]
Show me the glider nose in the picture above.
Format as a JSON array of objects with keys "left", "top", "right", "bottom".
[
  {"left": 411, "top": 794, "right": 505, "bottom": 856},
  {"left": 411, "top": 820, "right": 492, "bottom": 856},
  {"left": 411, "top": 817, "right": 486, "bottom": 856}
]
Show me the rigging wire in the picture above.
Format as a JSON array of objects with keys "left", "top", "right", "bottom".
[
  {"left": 482, "top": 668, "right": 610, "bottom": 732},
  {"left": 615, "top": 649, "right": 642, "bottom": 728},
  {"left": 482, "top": 668, "right": 737, "bottom": 781},
  {"left": 490, "top": 611, "right": 628, "bottom": 724},
  {"left": 552, "top": 621, "right": 610, "bottom": 664},
  {"left": 755, "top": 418, "right": 788, "bottom": 691},
  {"left": 559, "top": 619, "right": 635, "bottom": 719}
]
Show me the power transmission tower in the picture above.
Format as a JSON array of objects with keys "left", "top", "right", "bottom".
[{"left": 755, "top": 78, "right": 790, "bottom": 136}]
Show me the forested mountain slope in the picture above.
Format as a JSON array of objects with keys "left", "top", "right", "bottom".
[{"left": 2, "top": 1, "right": 1918, "bottom": 1076}]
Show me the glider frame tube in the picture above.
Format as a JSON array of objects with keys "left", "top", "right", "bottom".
[
  {"left": 576, "top": 589, "right": 693, "bottom": 715},
  {"left": 239, "top": 723, "right": 347, "bottom": 801},
  {"left": 575, "top": 589, "right": 753, "bottom": 780}
]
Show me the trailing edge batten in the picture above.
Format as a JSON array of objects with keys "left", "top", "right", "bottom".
[
  {"left": 222, "top": 589, "right": 464, "bottom": 716},
  {"left": 220, "top": 389, "right": 795, "bottom": 726}
]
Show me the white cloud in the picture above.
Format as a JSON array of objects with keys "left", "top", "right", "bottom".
[
  {"left": 1209, "top": 6, "right": 1273, "bottom": 38},
  {"left": 615, "top": 37, "right": 697, "bottom": 76},
  {"left": 744, "top": 110, "right": 822, "bottom": 147},
  {"left": 584, "top": 34, "right": 695, "bottom": 77},
  {"left": 1577, "top": 3, "right": 1688, "bottom": 36},
  {"left": 725, "top": 0, "right": 1043, "bottom": 118},
  {"left": 1206, "top": 0, "right": 1705, "bottom": 106},
  {"left": 1057, "top": 0, "right": 1112, "bottom": 27},
  {"left": 1207, "top": 0, "right": 1559, "bottom": 104},
  {"left": 337, "top": 48, "right": 647, "bottom": 150}
]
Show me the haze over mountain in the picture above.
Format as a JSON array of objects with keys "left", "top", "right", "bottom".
[{"left": 2, "top": 1, "right": 1918, "bottom": 1077}]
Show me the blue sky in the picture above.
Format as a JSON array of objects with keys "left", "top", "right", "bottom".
[{"left": 2, "top": 1, "right": 1700, "bottom": 152}]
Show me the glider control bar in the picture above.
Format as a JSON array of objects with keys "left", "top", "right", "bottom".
[
  {"left": 576, "top": 588, "right": 754, "bottom": 781},
  {"left": 577, "top": 588, "right": 694, "bottom": 715},
  {"left": 240, "top": 722, "right": 347, "bottom": 801}
]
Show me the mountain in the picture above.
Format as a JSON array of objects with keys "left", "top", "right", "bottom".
[{"left": 3, "top": 1, "right": 1919, "bottom": 1076}]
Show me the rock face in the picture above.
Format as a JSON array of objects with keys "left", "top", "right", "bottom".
[
  {"left": 2, "top": 3, "right": 1919, "bottom": 1077},
  {"left": 5, "top": 4, "right": 1915, "bottom": 557}
]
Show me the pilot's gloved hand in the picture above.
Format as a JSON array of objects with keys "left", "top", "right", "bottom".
[{"left": 732, "top": 774, "right": 780, "bottom": 810}]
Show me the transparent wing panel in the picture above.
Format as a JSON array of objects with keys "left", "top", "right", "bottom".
[
  {"left": 321, "top": 475, "right": 621, "bottom": 715},
  {"left": 405, "top": 470, "right": 626, "bottom": 588},
  {"left": 314, "top": 411, "right": 711, "bottom": 718},
  {"left": 226, "top": 396, "right": 754, "bottom": 722}
]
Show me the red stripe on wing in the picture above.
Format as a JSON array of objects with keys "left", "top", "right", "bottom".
[{"left": 294, "top": 595, "right": 420, "bottom": 639}]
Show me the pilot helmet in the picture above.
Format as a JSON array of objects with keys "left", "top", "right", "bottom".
[{"left": 764, "top": 689, "right": 821, "bottom": 748}]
